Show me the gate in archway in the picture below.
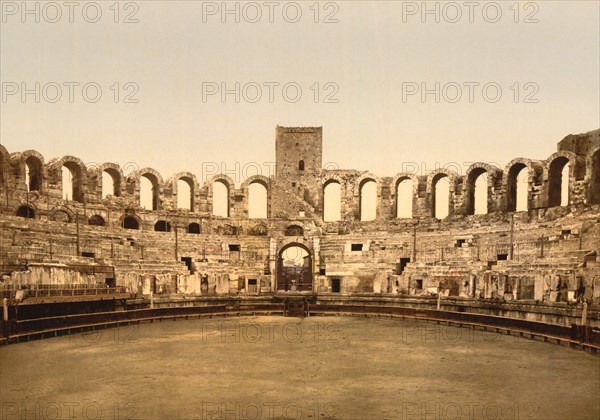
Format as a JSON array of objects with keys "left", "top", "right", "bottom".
[{"left": 277, "top": 243, "right": 313, "bottom": 292}]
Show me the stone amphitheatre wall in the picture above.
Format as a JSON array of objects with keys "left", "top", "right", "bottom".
[{"left": 0, "top": 127, "right": 599, "bottom": 312}]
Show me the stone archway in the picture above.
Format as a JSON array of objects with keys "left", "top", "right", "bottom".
[{"left": 277, "top": 242, "right": 313, "bottom": 292}]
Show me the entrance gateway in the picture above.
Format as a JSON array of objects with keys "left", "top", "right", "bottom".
[{"left": 276, "top": 243, "right": 313, "bottom": 292}]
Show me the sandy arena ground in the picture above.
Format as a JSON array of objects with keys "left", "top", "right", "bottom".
[{"left": 1, "top": 316, "right": 598, "bottom": 419}]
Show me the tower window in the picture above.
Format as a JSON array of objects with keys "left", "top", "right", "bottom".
[{"left": 299, "top": 160, "right": 305, "bottom": 171}]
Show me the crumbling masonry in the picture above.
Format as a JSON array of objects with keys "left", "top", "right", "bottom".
[{"left": 1, "top": 127, "right": 599, "bottom": 310}]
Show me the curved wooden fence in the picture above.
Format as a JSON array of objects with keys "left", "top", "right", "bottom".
[{"left": 1, "top": 300, "right": 598, "bottom": 353}]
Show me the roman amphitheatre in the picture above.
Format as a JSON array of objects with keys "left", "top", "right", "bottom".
[{"left": 1, "top": 126, "right": 599, "bottom": 419}]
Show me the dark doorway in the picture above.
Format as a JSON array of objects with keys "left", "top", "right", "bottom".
[
  {"left": 331, "top": 278, "right": 341, "bottom": 293},
  {"left": 16, "top": 205, "right": 35, "bottom": 218},
  {"left": 187, "top": 222, "right": 201, "bottom": 234},
  {"left": 123, "top": 216, "right": 139, "bottom": 230},
  {"left": 105, "top": 278, "right": 116, "bottom": 287},
  {"left": 181, "top": 257, "right": 193, "bottom": 273},
  {"left": 398, "top": 257, "right": 410, "bottom": 274},
  {"left": 154, "top": 220, "right": 171, "bottom": 232}
]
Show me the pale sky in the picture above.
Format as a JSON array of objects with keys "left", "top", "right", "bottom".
[{"left": 1, "top": 1, "right": 599, "bottom": 185}]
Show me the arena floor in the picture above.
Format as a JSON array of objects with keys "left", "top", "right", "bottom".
[{"left": 1, "top": 316, "right": 598, "bottom": 419}]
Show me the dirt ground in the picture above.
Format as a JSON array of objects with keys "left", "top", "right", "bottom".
[{"left": 1, "top": 316, "right": 598, "bottom": 419}]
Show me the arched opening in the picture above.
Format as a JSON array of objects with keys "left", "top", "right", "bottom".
[
  {"left": 61, "top": 163, "right": 83, "bottom": 202},
  {"left": 507, "top": 164, "right": 529, "bottom": 212},
  {"left": 89, "top": 215, "right": 106, "bottom": 226},
  {"left": 473, "top": 172, "right": 488, "bottom": 215},
  {"left": 16, "top": 205, "right": 35, "bottom": 218},
  {"left": 140, "top": 174, "right": 159, "bottom": 210},
  {"left": 299, "top": 160, "right": 305, "bottom": 171},
  {"left": 359, "top": 179, "right": 377, "bottom": 221},
  {"left": 123, "top": 215, "right": 140, "bottom": 230},
  {"left": 548, "top": 157, "right": 570, "bottom": 207},
  {"left": 52, "top": 210, "right": 71, "bottom": 223},
  {"left": 323, "top": 181, "right": 341, "bottom": 222},
  {"left": 102, "top": 169, "right": 120, "bottom": 198},
  {"left": 285, "top": 225, "right": 304, "bottom": 236},
  {"left": 212, "top": 180, "right": 229, "bottom": 217},
  {"left": 396, "top": 178, "right": 413, "bottom": 219},
  {"left": 465, "top": 168, "right": 488, "bottom": 215},
  {"left": 177, "top": 178, "right": 193, "bottom": 211},
  {"left": 25, "top": 156, "right": 42, "bottom": 192},
  {"left": 154, "top": 220, "right": 171, "bottom": 232},
  {"left": 62, "top": 166, "right": 73, "bottom": 201},
  {"left": 591, "top": 150, "right": 600, "bottom": 204},
  {"left": 432, "top": 174, "right": 450, "bottom": 219},
  {"left": 248, "top": 181, "right": 268, "bottom": 219},
  {"left": 187, "top": 222, "right": 201, "bottom": 234},
  {"left": 277, "top": 244, "right": 312, "bottom": 292}
]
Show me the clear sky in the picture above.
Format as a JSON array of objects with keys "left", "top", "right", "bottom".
[{"left": 1, "top": 1, "right": 599, "bottom": 185}]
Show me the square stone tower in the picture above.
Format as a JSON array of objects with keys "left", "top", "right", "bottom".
[
  {"left": 275, "top": 126, "right": 323, "bottom": 177},
  {"left": 271, "top": 126, "right": 324, "bottom": 220}
]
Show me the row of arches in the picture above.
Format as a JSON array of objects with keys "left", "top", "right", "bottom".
[
  {"left": 5, "top": 149, "right": 270, "bottom": 219},
  {"left": 3, "top": 146, "right": 599, "bottom": 222},
  {"left": 15, "top": 204, "right": 205, "bottom": 234},
  {"left": 323, "top": 156, "right": 578, "bottom": 221}
]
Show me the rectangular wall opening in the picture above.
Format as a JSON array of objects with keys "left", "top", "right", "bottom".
[
  {"left": 398, "top": 257, "right": 410, "bottom": 274},
  {"left": 248, "top": 279, "right": 257, "bottom": 293},
  {"left": 331, "top": 278, "right": 341, "bottom": 293},
  {"left": 181, "top": 257, "right": 194, "bottom": 273},
  {"left": 351, "top": 244, "right": 363, "bottom": 251}
]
